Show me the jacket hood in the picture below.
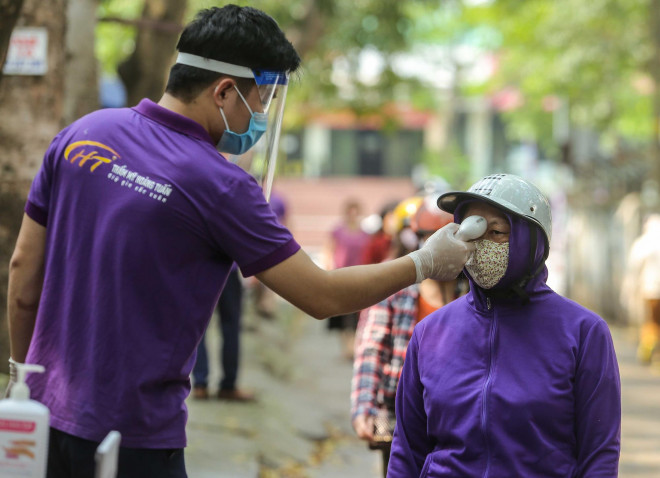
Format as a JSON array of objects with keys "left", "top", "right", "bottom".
[{"left": 456, "top": 201, "right": 549, "bottom": 307}]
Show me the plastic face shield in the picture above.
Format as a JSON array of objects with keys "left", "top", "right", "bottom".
[{"left": 175, "top": 52, "right": 289, "bottom": 200}]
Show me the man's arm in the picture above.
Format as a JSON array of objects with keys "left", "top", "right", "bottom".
[
  {"left": 7, "top": 214, "right": 47, "bottom": 362},
  {"left": 257, "top": 249, "right": 415, "bottom": 320},
  {"left": 257, "top": 222, "right": 472, "bottom": 320}
]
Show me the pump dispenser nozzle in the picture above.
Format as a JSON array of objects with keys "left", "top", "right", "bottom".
[{"left": 10, "top": 362, "right": 45, "bottom": 401}]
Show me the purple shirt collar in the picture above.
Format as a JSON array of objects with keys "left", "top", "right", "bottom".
[{"left": 133, "top": 99, "right": 216, "bottom": 147}]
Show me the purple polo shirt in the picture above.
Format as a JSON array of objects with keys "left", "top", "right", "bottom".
[{"left": 24, "top": 99, "right": 300, "bottom": 448}]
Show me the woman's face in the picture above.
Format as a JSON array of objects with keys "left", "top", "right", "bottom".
[
  {"left": 345, "top": 204, "right": 361, "bottom": 222},
  {"left": 463, "top": 202, "right": 510, "bottom": 244}
]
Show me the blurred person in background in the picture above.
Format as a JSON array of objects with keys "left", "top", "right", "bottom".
[
  {"left": 362, "top": 199, "right": 400, "bottom": 265},
  {"left": 387, "top": 196, "right": 424, "bottom": 261},
  {"left": 325, "top": 198, "right": 371, "bottom": 359},
  {"left": 6, "top": 5, "right": 475, "bottom": 476},
  {"left": 389, "top": 174, "right": 620, "bottom": 478},
  {"left": 351, "top": 195, "right": 467, "bottom": 477},
  {"left": 192, "top": 263, "right": 255, "bottom": 402},
  {"left": 353, "top": 196, "right": 423, "bottom": 354},
  {"left": 621, "top": 214, "right": 660, "bottom": 364}
]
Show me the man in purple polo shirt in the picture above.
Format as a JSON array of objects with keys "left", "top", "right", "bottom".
[{"left": 6, "top": 5, "right": 473, "bottom": 477}]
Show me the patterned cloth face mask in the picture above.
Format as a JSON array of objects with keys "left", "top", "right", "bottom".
[{"left": 465, "top": 239, "right": 509, "bottom": 289}]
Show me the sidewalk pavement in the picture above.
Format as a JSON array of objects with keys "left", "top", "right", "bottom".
[
  {"left": 615, "top": 326, "right": 660, "bottom": 477},
  {"left": 185, "top": 301, "right": 381, "bottom": 478},
  {"left": 186, "top": 305, "right": 660, "bottom": 477}
]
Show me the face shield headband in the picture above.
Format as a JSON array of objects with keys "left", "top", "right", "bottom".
[{"left": 175, "top": 52, "right": 290, "bottom": 200}]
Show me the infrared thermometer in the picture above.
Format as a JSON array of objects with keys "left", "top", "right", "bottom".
[{"left": 455, "top": 215, "right": 487, "bottom": 241}]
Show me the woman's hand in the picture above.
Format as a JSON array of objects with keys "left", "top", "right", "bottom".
[{"left": 352, "top": 414, "right": 375, "bottom": 441}]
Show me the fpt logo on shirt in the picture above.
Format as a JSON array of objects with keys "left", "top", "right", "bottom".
[{"left": 64, "top": 140, "right": 120, "bottom": 173}]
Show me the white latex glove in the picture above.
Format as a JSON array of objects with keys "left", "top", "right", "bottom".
[
  {"left": 408, "top": 223, "right": 475, "bottom": 282},
  {"left": 3, "top": 357, "right": 19, "bottom": 399}
]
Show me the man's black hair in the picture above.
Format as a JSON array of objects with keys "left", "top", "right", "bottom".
[{"left": 166, "top": 5, "right": 301, "bottom": 102}]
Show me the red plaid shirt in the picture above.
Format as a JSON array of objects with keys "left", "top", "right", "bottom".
[{"left": 351, "top": 285, "right": 420, "bottom": 420}]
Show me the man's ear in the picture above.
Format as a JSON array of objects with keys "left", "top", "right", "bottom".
[{"left": 213, "top": 78, "right": 235, "bottom": 107}]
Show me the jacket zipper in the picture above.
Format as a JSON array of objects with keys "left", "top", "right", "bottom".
[{"left": 481, "top": 297, "right": 495, "bottom": 478}]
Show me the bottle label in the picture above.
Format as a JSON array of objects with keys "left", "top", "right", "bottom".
[
  {"left": 0, "top": 419, "right": 40, "bottom": 475},
  {"left": 0, "top": 419, "right": 36, "bottom": 433}
]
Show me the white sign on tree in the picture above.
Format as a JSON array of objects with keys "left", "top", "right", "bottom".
[{"left": 3, "top": 27, "right": 49, "bottom": 76}]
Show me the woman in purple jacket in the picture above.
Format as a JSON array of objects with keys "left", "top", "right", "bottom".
[{"left": 389, "top": 174, "right": 621, "bottom": 478}]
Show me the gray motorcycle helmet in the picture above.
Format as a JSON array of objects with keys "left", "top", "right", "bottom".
[{"left": 438, "top": 173, "right": 552, "bottom": 248}]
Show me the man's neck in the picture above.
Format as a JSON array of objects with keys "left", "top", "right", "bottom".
[{"left": 158, "top": 93, "right": 213, "bottom": 137}]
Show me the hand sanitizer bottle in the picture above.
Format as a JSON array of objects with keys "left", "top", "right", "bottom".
[{"left": 0, "top": 363, "right": 49, "bottom": 478}]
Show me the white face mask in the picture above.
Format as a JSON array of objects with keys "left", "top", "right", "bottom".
[{"left": 465, "top": 240, "right": 509, "bottom": 289}]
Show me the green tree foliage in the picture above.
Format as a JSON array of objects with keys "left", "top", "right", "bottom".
[
  {"left": 463, "top": 0, "right": 654, "bottom": 152},
  {"left": 96, "top": 0, "right": 659, "bottom": 153},
  {"left": 97, "top": 0, "right": 143, "bottom": 74},
  {"left": 96, "top": 0, "right": 460, "bottom": 120}
]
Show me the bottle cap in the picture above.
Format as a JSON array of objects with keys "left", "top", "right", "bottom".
[{"left": 10, "top": 361, "right": 45, "bottom": 401}]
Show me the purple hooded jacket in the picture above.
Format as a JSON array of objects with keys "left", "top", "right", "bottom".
[{"left": 388, "top": 211, "right": 621, "bottom": 477}]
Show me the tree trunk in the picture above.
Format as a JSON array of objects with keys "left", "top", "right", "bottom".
[
  {"left": 0, "top": 0, "right": 67, "bottom": 367},
  {"left": 285, "top": 0, "right": 326, "bottom": 60},
  {"left": 63, "top": 0, "right": 99, "bottom": 125},
  {"left": 0, "top": 0, "right": 25, "bottom": 85},
  {"left": 0, "top": 0, "right": 67, "bottom": 181},
  {"left": 118, "top": 0, "right": 187, "bottom": 106}
]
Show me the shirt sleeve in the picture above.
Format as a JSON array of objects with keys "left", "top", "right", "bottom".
[
  {"left": 574, "top": 318, "right": 621, "bottom": 477},
  {"left": 351, "top": 299, "right": 393, "bottom": 420},
  {"left": 26, "top": 131, "right": 67, "bottom": 226},
  {"left": 204, "top": 173, "right": 300, "bottom": 277},
  {"left": 388, "top": 327, "right": 432, "bottom": 477}
]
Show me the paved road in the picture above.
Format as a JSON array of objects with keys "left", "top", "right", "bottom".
[
  {"left": 185, "top": 301, "right": 380, "bottom": 477},
  {"left": 185, "top": 301, "right": 660, "bottom": 477},
  {"left": 616, "top": 327, "right": 660, "bottom": 477}
]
